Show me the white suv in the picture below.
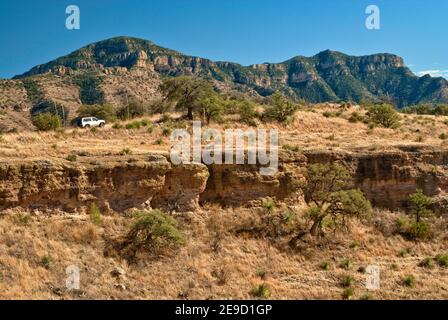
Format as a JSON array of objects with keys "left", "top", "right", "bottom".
[{"left": 80, "top": 117, "right": 106, "bottom": 128}]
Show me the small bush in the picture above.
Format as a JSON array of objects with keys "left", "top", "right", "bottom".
[
  {"left": 66, "top": 154, "right": 77, "bottom": 162},
  {"left": 125, "top": 121, "right": 141, "bottom": 130},
  {"left": 282, "top": 144, "right": 300, "bottom": 152},
  {"left": 250, "top": 283, "right": 271, "bottom": 299},
  {"left": 15, "top": 212, "right": 32, "bottom": 226},
  {"left": 359, "top": 293, "right": 372, "bottom": 300},
  {"left": 40, "top": 255, "right": 53, "bottom": 269},
  {"left": 255, "top": 269, "right": 268, "bottom": 280},
  {"left": 155, "top": 138, "right": 163, "bottom": 145},
  {"left": 120, "top": 148, "right": 132, "bottom": 155},
  {"left": 435, "top": 254, "right": 448, "bottom": 267},
  {"left": 340, "top": 259, "right": 353, "bottom": 270},
  {"left": 88, "top": 203, "right": 102, "bottom": 226},
  {"left": 162, "top": 127, "right": 172, "bottom": 137},
  {"left": 32, "top": 113, "right": 61, "bottom": 131},
  {"left": 123, "top": 210, "right": 186, "bottom": 258},
  {"left": 403, "top": 275, "right": 415, "bottom": 287},
  {"left": 112, "top": 123, "right": 123, "bottom": 129},
  {"left": 320, "top": 261, "right": 331, "bottom": 271},
  {"left": 342, "top": 288, "right": 354, "bottom": 300},
  {"left": 262, "top": 199, "right": 275, "bottom": 212},
  {"left": 367, "top": 104, "right": 400, "bottom": 128},
  {"left": 439, "top": 133, "right": 448, "bottom": 140},
  {"left": 407, "top": 221, "right": 432, "bottom": 240},
  {"left": 263, "top": 92, "right": 298, "bottom": 123},
  {"left": 348, "top": 111, "right": 363, "bottom": 123},
  {"left": 419, "top": 257, "right": 434, "bottom": 268},
  {"left": 117, "top": 100, "right": 146, "bottom": 120},
  {"left": 340, "top": 275, "right": 355, "bottom": 288}
]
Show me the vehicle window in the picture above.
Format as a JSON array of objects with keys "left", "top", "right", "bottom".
[{"left": 93, "top": 118, "right": 98, "bottom": 121}]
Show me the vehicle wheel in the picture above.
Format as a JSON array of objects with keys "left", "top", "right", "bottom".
[
  {"left": 99, "top": 123, "right": 105, "bottom": 128},
  {"left": 85, "top": 124, "right": 90, "bottom": 128}
]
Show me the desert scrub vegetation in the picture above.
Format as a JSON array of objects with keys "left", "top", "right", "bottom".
[
  {"left": 366, "top": 104, "right": 401, "bottom": 128},
  {"left": 32, "top": 112, "right": 62, "bottom": 131},
  {"left": 88, "top": 203, "right": 102, "bottom": 226},
  {"left": 262, "top": 92, "right": 299, "bottom": 123},
  {"left": 116, "top": 209, "right": 186, "bottom": 261},
  {"left": 74, "top": 73, "right": 105, "bottom": 105},
  {"left": 250, "top": 283, "right": 271, "bottom": 299},
  {"left": 299, "top": 163, "right": 372, "bottom": 237}
]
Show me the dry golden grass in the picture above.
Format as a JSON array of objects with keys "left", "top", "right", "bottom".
[
  {"left": 1, "top": 106, "right": 447, "bottom": 161},
  {"left": 0, "top": 205, "right": 447, "bottom": 300}
]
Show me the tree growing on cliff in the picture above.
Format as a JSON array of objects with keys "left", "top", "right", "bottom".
[
  {"left": 409, "top": 189, "right": 433, "bottom": 223},
  {"left": 302, "top": 163, "right": 372, "bottom": 236}
]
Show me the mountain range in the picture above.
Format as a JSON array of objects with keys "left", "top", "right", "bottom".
[{"left": 1, "top": 36, "right": 448, "bottom": 131}]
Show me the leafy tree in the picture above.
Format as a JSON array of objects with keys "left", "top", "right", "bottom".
[
  {"left": 160, "top": 77, "right": 215, "bottom": 120},
  {"left": 263, "top": 92, "right": 298, "bottom": 122},
  {"left": 77, "top": 103, "right": 116, "bottom": 121},
  {"left": 367, "top": 104, "right": 401, "bottom": 128},
  {"left": 302, "top": 163, "right": 372, "bottom": 236},
  {"left": 32, "top": 113, "right": 61, "bottom": 131},
  {"left": 121, "top": 209, "right": 186, "bottom": 259},
  {"left": 198, "top": 91, "right": 224, "bottom": 123},
  {"left": 116, "top": 100, "right": 146, "bottom": 120},
  {"left": 409, "top": 189, "right": 432, "bottom": 223}
]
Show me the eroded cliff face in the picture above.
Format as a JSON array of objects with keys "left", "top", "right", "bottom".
[{"left": 0, "top": 147, "right": 447, "bottom": 214}]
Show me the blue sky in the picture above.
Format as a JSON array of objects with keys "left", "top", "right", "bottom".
[{"left": 0, "top": 0, "right": 447, "bottom": 79}]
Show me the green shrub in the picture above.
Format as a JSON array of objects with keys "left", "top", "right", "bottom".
[
  {"left": 162, "top": 127, "right": 172, "bottom": 137},
  {"left": 367, "top": 104, "right": 400, "bottom": 128},
  {"left": 88, "top": 203, "right": 102, "bottom": 226},
  {"left": 435, "top": 254, "right": 448, "bottom": 267},
  {"left": 282, "top": 144, "right": 300, "bottom": 152},
  {"left": 32, "top": 113, "right": 61, "bottom": 131},
  {"left": 439, "top": 133, "right": 448, "bottom": 140},
  {"left": 319, "top": 261, "right": 330, "bottom": 270},
  {"left": 403, "top": 275, "right": 415, "bottom": 287},
  {"left": 250, "top": 283, "right": 271, "bottom": 299},
  {"left": 117, "top": 100, "right": 146, "bottom": 120},
  {"left": 15, "top": 212, "right": 32, "bottom": 226},
  {"left": 112, "top": 123, "right": 123, "bottom": 129},
  {"left": 340, "top": 259, "right": 353, "bottom": 270},
  {"left": 419, "top": 257, "right": 434, "bottom": 268},
  {"left": 407, "top": 221, "right": 431, "bottom": 240},
  {"left": 66, "top": 154, "right": 77, "bottom": 162},
  {"left": 125, "top": 121, "right": 142, "bottom": 130},
  {"left": 262, "top": 200, "right": 275, "bottom": 212},
  {"left": 155, "top": 138, "right": 163, "bottom": 145},
  {"left": 340, "top": 275, "right": 355, "bottom": 287},
  {"left": 348, "top": 111, "right": 363, "bottom": 123},
  {"left": 263, "top": 92, "right": 298, "bottom": 122},
  {"left": 40, "top": 255, "right": 53, "bottom": 269},
  {"left": 342, "top": 287, "right": 354, "bottom": 300},
  {"left": 124, "top": 210, "right": 186, "bottom": 257}
]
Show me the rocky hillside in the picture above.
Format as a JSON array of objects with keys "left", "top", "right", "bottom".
[
  {"left": 13, "top": 36, "right": 448, "bottom": 106},
  {"left": 2, "top": 36, "right": 448, "bottom": 132}
]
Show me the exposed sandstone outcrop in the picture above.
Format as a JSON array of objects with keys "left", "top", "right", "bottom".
[{"left": 0, "top": 147, "right": 447, "bottom": 214}]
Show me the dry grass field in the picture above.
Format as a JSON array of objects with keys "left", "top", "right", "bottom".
[{"left": 0, "top": 106, "right": 447, "bottom": 300}]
